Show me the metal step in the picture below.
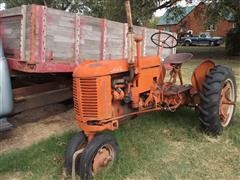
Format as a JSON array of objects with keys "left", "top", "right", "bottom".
[{"left": 0, "top": 117, "right": 13, "bottom": 132}]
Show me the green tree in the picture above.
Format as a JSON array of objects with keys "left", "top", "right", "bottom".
[
  {"left": 83, "top": 0, "right": 193, "bottom": 25},
  {"left": 1, "top": 0, "right": 192, "bottom": 25},
  {"left": 206, "top": 0, "right": 240, "bottom": 28},
  {"left": 225, "top": 28, "right": 240, "bottom": 56},
  {"left": 206, "top": 0, "right": 240, "bottom": 55},
  {"left": 146, "top": 16, "right": 161, "bottom": 28},
  {"left": 0, "top": 0, "right": 87, "bottom": 12}
]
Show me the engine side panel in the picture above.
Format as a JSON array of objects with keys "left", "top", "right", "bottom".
[{"left": 138, "top": 66, "right": 161, "bottom": 93}]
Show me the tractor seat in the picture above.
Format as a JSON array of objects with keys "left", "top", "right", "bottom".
[{"left": 164, "top": 53, "right": 193, "bottom": 65}]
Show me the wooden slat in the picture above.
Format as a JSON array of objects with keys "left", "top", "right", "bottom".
[
  {"left": 1, "top": 4, "right": 176, "bottom": 72},
  {"left": 14, "top": 88, "right": 72, "bottom": 114},
  {"left": 0, "top": 7, "right": 22, "bottom": 17},
  {"left": 20, "top": 5, "right": 27, "bottom": 61}
]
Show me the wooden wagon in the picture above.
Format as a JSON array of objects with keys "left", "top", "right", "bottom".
[{"left": 0, "top": 4, "right": 175, "bottom": 73}]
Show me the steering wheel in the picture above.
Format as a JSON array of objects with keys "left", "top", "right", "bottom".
[{"left": 151, "top": 31, "right": 178, "bottom": 48}]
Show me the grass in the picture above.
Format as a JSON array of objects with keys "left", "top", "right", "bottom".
[
  {"left": 0, "top": 46, "right": 239, "bottom": 179},
  {"left": 178, "top": 46, "right": 240, "bottom": 94},
  {"left": 0, "top": 107, "right": 239, "bottom": 179}
]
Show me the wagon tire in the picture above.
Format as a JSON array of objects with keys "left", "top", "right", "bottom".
[
  {"left": 78, "top": 134, "right": 118, "bottom": 180},
  {"left": 65, "top": 131, "right": 87, "bottom": 175},
  {"left": 199, "top": 65, "right": 237, "bottom": 135}
]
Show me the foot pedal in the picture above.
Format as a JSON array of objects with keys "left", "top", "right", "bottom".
[{"left": 0, "top": 117, "right": 13, "bottom": 132}]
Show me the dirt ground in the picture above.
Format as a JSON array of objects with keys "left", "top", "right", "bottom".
[{"left": 0, "top": 104, "right": 77, "bottom": 154}]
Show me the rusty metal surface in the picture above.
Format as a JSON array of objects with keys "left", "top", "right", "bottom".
[
  {"left": 20, "top": 5, "right": 27, "bottom": 61},
  {"left": 37, "top": 6, "right": 47, "bottom": 63},
  {"left": 164, "top": 53, "right": 193, "bottom": 64},
  {"left": 125, "top": 0, "right": 133, "bottom": 32},
  {"left": 74, "top": 14, "right": 81, "bottom": 62},
  {"left": 92, "top": 145, "right": 114, "bottom": 173},
  {"left": 191, "top": 60, "right": 215, "bottom": 92},
  {"left": 30, "top": 5, "right": 36, "bottom": 64}
]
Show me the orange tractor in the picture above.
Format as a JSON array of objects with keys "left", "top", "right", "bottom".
[{"left": 65, "top": 1, "right": 237, "bottom": 179}]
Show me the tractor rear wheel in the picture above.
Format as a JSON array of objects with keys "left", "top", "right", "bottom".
[
  {"left": 78, "top": 134, "right": 118, "bottom": 180},
  {"left": 199, "top": 65, "right": 237, "bottom": 135},
  {"left": 65, "top": 131, "right": 87, "bottom": 174}
]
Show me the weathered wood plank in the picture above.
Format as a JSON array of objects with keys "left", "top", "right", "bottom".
[
  {"left": 1, "top": 4, "right": 175, "bottom": 72},
  {"left": 0, "top": 7, "right": 22, "bottom": 17}
]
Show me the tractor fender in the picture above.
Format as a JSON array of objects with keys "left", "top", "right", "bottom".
[
  {"left": 0, "top": 41, "right": 13, "bottom": 118},
  {"left": 191, "top": 60, "right": 215, "bottom": 93}
]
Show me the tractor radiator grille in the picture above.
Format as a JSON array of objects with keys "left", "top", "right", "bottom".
[
  {"left": 73, "top": 76, "right": 112, "bottom": 121},
  {"left": 73, "top": 78, "right": 81, "bottom": 117},
  {"left": 80, "top": 78, "right": 98, "bottom": 118},
  {"left": 73, "top": 78, "right": 98, "bottom": 118}
]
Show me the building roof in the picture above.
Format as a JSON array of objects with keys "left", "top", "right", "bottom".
[
  {"left": 224, "top": 13, "right": 235, "bottom": 21},
  {"left": 158, "top": 5, "right": 195, "bottom": 26},
  {"left": 157, "top": 2, "right": 235, "bottom": 26}
]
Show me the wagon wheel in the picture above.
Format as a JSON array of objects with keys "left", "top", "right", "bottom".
[
  {"left": 199, "top": 65, "right": 237, "bottom": 135},
  {"left": 65, "top": 131, "right": 87, "bottom": 174},
  {"left": 78, "top": 134, "right": 119, "bottom": 179},
  {"left": 151, "top": 31, "right": 178, "bottom": 48}
]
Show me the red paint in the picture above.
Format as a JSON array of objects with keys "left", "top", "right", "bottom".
[
  {"left": 8, "top": 58, "right": 76, "bottom": 73},
  {"left": 105, "top": 21, "right": 110, "bottom": 59},
  {"left": 74, "top": 14, "right": 81, "bottom": 63},
  {"left": 37, "top": 6, "right": 45, "bottom": 63},
  {"left": 100, "top": 19, "right": 106, "bottom": 60},
  {"left": 0, "top": 18, "right": 3, "bottom": 39},
  {"left": 30, "top": 5, "right": 36, "bottom": 64}
]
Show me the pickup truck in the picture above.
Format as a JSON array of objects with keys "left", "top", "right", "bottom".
[{"left": 179, "top": 32, "right": 224, "bottom": 46}]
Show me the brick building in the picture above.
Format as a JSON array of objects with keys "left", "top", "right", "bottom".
[{"left": 157, "top": 2, "right": 235, "bottom": 37}]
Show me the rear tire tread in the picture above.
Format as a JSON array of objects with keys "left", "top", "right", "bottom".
[{"left": 199, "top": 65, "right": 236, "bottom": 135}]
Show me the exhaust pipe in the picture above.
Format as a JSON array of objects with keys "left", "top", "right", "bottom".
[
  {"left": 0, "top": 40, "right": 13, "bottom": 131},
  {"left": 125, "top": 0, "right": 135, "bottom": 81}
]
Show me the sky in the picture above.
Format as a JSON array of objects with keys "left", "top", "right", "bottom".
[
  {"left": 0, "top": 3, "right": 5, "bottom": 10},
  {"left": 155, "top": 0, "right": 201, "bottom": 16}
]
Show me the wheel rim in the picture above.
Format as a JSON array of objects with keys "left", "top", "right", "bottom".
[
  {"left": 92, "top": 144, "right": 115, "bottom": 174},
  {"left": 219, "top": 79, "right": 236, "bottom": 127}
]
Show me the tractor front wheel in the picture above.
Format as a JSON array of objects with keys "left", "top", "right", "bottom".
[
  {"left": 65, "top": 131, "right": 87, "bottom": 174},
  {"left": 199, "top": 65, "right": 237, "bottom": 135},
  {"left": 78, "top": 134, "right": 118, "bottom": 180}
]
